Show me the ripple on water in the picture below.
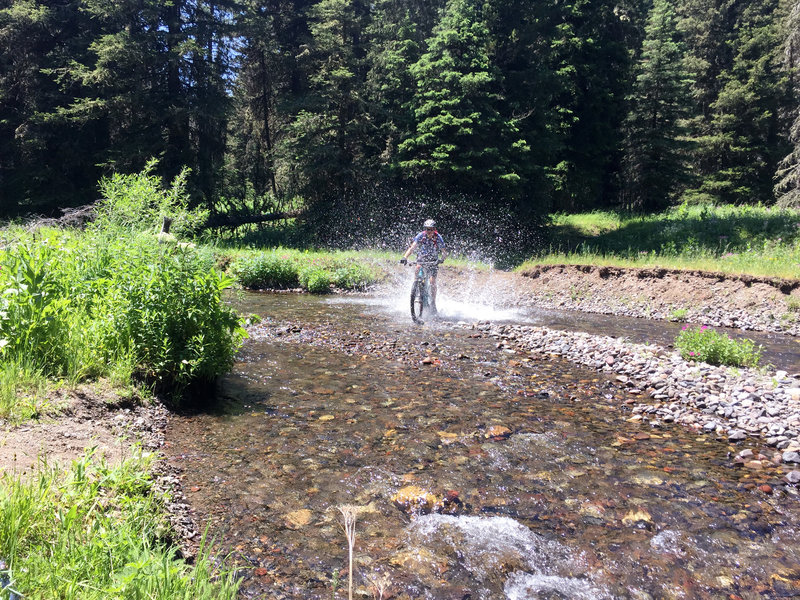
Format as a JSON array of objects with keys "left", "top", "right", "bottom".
[{"left": 409, "top": 515, "right": 617, "bottom": 599}]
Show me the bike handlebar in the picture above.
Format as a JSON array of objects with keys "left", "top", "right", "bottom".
[{"left": 403, "top": 259, "right": 442, "bottom": 266}]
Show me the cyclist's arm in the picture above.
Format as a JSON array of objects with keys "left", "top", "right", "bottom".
[{"left": 402, "top": 241, "right": 418, "bottom": 260}]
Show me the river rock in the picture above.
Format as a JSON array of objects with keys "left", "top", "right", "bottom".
[
  {"left": 392, "top": 486, "right": 438, "bottom": 514},
  {"left": 284, "top": 509, "right": 313, "bottom": 529},
  {"left": 785, "top": 470, "right": 800, "bottom": 484},
  {"left": 783, "top": 451, "right": 800, "bottom": 464},
  {"left": 485, "top": 425, "right": 512, "bottom": 440},
  {"left": 622, "top": 507, "right": 653, "bottom": 528}
]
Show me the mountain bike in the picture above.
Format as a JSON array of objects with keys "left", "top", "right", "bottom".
[{"left": 409, "top": 260, "right": 440, "bottom": 323}]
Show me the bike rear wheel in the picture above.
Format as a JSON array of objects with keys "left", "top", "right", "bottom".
[{"left": 410, "top": 279, "right": 426, "bottom": 322}]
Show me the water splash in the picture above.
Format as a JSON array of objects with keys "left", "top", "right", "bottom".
[
  {"left": 504, "top": 572, "right": 612, "bottom": 600},
  {"left": 330, "top": 264, "right": 532, "bottom": 324},
  {"left": 408, "top": 515, "right": 615, "bottom": 599}
]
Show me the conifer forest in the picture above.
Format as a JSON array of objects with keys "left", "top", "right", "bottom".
[{"left": 1, "top": 0, "right": 799, "bottom": 242}]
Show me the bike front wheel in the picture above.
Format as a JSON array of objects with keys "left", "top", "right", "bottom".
[{"left": 410, "top": 279, "right": 426, "bottom": 323}]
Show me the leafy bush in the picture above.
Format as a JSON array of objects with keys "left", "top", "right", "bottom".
[
  {"left": 231, "top": 250, "right": 383, "bottom": 292},
  {"left": 331, "top": 262, "right": 379, "bottom": 290},
  {"left": 0, "top": 165, "right": 247, "bottom": 406},
  {"left": 99, "top": 242, "right": 246, "bottom": 393},
  {"left": 298, "top": 266, "right": 331, "bottom": 293},
  {"left": 232, "top": 253, "right": 299, "bottom": 289},
  {"left": 0, "top": 240, "right": 71, "bottom": 373},
  {"left": 0, "top": 232, "right": 246, "bottom": 399},
  {"left": 94, "top": 159, "right": 208, "bottom": 236},
  {"left": 675, "top": 325, "right": 763, "bottom": 367}
]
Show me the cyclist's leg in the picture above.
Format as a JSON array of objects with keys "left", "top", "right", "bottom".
[{"left": 429, "top": 274, "right": 438, "bottom": 312}]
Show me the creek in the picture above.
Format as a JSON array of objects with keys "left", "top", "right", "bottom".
[{"left": 164, "top": 289, "right": 800, "bottom": 599}]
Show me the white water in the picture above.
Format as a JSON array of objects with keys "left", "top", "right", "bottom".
[
  {"left": 408, "top": 515, "right": 616, "bottom": 599},
  {"left": 329, "top": 268, "right": 533, "bottom": 323}
]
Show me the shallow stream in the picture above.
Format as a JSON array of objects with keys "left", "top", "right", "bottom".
[{"left": 165, "top": 291, "right": 800, "bottom": 599}]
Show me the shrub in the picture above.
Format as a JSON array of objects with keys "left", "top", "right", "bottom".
[
  {"left": 232, "top": 253, "right": 299, "bottom": 289},
  {"left": 299, "top": 266, "right": 331, "bottom": 293},
  {"left": 675, "top": 325, "right": 763, "bottom": 367},
  {"left": 94, "top": 241, "right": 246, "bottom": 395},
  {"left": 94, "top": 160, "right": 208, "bottom": 236},
  {"left": 0, "top": 228, "right": 246, "bottom": 404},
  {"left": 669, "top": 308, "right": 689, "bottom": 321},
  {"left": 331, "top": 262, "right": 379, "bottom": 290},
  {"left": 0, "top": 240, "right": 71, "bottom": 374}
]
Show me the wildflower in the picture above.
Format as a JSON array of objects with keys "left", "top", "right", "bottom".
[
  {"left": 700, "top": 325, "right": 708, "bottom": 330},
  {"left": 689, "top": 351, "right": 695, "bottom": 356}
]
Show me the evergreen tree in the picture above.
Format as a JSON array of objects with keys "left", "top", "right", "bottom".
[
  {"left": 364, "top": 0, "right": 421, "bottom": 172},
  {"left": 0, "top": 1, "right": 97, "bottom": 214},
  {"left": 397, "top": 0, "right": 530, "bottom": 193},
  {"left": 680, "top": 0, "right": 787, "bottom": 203},
  {"left": 225, "top": 0, "right": 314, "bottom": 205},
  {"left": 546, "top": 0, "right": 638, "bottom": 210},
  {"left": 280, "top": 0, "right": 370, "bottom": 201},
  {"left": 622, "top": 0, "right": 693, "bottom": 211},
  {"left": 775, "top": 0, "right": 800, "bottom": 207}
]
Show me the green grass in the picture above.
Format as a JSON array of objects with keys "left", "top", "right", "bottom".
[
  {"left": 0, "top": 449, "right": 239, "bottom": 600},
  {"left": 524, "top": 204, "right": 800, "bottom": 279},
  {"left": 0, "top": 361, "right": 50, "bottom": 422}
]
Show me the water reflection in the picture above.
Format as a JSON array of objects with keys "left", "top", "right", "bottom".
[{"left": 166, "top": 293, "right": 800, "bottom": 599}]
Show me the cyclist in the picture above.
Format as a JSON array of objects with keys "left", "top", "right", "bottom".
[{"left": 400, "top": 219, "right": 448, "bottom": 313}]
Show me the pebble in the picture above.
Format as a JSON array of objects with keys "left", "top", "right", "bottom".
[
  {"left": 785, "top": 471, "right": 800, "bottom": 484},
  {"left": 465, "top": 321, "right": 800, "bottom": 462}
]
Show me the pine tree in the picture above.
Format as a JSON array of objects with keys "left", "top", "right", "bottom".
[
  {"left": 545, "top": 0, "right": 638, "bottom": 211},
  {"left": 280, "top": 0, "right": 370, "bottom": 201},
  {"left": 622, "top": 0, "right": 693, "bottom": 211},
  {"left": 364, "top": 0, "right": 421, "bottom": 171},
  {"left": 775, "top": 0, "right": 800, "bottom": 207},
  {"left": 225, "top": 0, "right": 314, "bottom": 206},
  {"left": 0, "top": 1, "right": 97, "bottom": 214},
  {"left": 397, "top": 0, "right": 530, "bottom": 193},
  {"left": 680, "top": 0, "right": 788, "bottom": 204}
]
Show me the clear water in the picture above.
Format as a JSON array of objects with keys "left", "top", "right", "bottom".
[{"left": 165, "top": 291, "right": 800, "bottom": 599}]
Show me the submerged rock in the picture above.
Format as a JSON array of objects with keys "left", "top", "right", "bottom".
[{"left": 392, "top": 486, "right": 438, "bottom": 514}]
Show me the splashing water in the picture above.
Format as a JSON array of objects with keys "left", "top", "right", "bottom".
[
  {"left": 408, "top": 515, "right": 616, "bottom": 599},
  {"left": 332, "top": 264, "right": 532, "bottom": 323}
]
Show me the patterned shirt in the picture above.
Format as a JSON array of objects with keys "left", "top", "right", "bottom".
[{"left": 413, "top": 231, "right": 445, "bottom": 261}]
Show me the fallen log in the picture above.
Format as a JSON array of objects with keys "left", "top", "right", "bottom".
[{"left": 203, "top": 209, "right": 304, "bottom": 229}]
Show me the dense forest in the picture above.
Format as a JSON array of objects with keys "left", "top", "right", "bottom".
[{"left": 1, "top": 0, "right": 799, "bottom": 241}]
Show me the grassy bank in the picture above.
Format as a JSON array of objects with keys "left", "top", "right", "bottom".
[
  {"left": 0, "top": 168, "right": 246, "bottom": 597},
  {"left": 522, "top": 204, "right": 800, "bottom": 279},
  {"left": 0, "top": 450, "right": 238, "bottom": 599}
]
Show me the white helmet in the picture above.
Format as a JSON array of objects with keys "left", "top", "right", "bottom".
[{"left": 423, "top": 219, "right": 436, "bottom": 229}]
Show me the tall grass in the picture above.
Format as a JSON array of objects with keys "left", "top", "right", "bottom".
[
  {"left": 0, "top": 450, "right": 239, "bottom": 599},
  {"left": 528, "top": 204, "right": 800, "bottom": 279}
]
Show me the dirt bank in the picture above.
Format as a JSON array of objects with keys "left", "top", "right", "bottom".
[
  {"left": 436, "top": 263, "right": 800, "bottom": 337},
  {"left": 0, "top": 385, "right": 200, "bottom": 555}
]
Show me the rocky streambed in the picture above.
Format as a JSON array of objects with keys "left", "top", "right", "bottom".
[{"left": 473, "top": 322, "right": 800, "bottom": 473}]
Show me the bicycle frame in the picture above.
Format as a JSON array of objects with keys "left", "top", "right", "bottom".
[{"left": 409, "top": 261, "right": 437, "bottom": 323}]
